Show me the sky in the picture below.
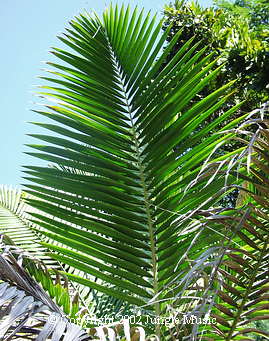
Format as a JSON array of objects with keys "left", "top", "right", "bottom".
[{"left": 0, "top": 0, "right": 212, "bottom": 187}]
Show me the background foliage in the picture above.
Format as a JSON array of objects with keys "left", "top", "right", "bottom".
[{"left": 162, "top": 0, "right": 269, "bottom": 115}]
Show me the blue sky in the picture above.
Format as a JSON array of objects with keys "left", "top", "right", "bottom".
[{"left": 0, "top": 0, "right": 212, "bottom": 186}]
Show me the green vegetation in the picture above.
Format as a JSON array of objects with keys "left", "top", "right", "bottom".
[
  {"left": 0, "top": 3, "right": 268, "bottom": 340},
  {"left": 163, "top": 0, "right": 269, "bottom": 114}
]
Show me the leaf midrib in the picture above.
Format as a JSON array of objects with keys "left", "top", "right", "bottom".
[{"left": 106, "top": 37, "right": 160, "bottom": 319}]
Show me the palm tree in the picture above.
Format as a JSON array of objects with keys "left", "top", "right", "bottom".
[{"left": 0, "top": 4, "right": 268, "bottom": 340}]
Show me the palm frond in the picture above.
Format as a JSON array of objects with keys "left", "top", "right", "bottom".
[
  {"left": 0, "top": 238, "right": 89, "bottom": 341},
  {"left": 0, "top": 186, "right": 48, "bottom": 259},
  {"left": 23, "top": 5, "right": 251, "bottom": 338},
  {"left": 194, "top": 119, "right": 269, "bottom": 340}
]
